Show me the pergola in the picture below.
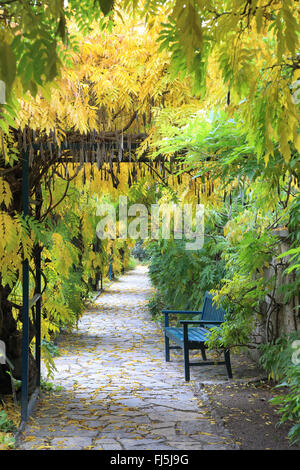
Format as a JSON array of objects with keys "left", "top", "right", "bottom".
[{"left": 17, "top": 127, "right": 177, "bottom": 428}]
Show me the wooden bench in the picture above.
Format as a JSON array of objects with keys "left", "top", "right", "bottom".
[{"left": 163, "top": 292, "right": 233, "bottom": 381}]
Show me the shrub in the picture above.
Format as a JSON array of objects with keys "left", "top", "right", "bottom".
[
  {"left": 147, "top": 292, "right": 165, "bottom": 322},
  {"left": 259, "top": 332, "right": 300, "bottom": 446},
  {"left": 132, "top": 241, "right": 150, "bottom": 262}
]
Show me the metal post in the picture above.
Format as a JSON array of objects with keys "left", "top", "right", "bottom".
[
  {"left": 35, "top": 181, "right": 42, "bottom": 389},
  {"left": 21, "top": 149, "right": 29, "bottom": 422},
  {"left": 183, "top": 323, "right": 190, "bottom": 382},
  {"left": 164, "top": 312, "right": 170, "bottom": 362},
  {"left": 109, "top": 259, "right": 112, "bottom": 281},
  {"left": 35, "top": 247, "right": 41, "bottom": 388}
]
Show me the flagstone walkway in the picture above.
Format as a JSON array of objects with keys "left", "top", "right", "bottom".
[{"left": 18, "top": 266, "right": 236, "bottom": 450}]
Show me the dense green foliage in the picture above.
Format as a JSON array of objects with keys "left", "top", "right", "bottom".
[
  {"left": 259, "top": 333, "right": 300, "bottom": 445},
  {"left": 0, "top": 0, "right": 299, "bottom": 449},
  {"left": 146, "top": 110, "right": 300, "bottom": 443},
  {"left": 148, "top": 222, "right": 226, "bottom": 312}
]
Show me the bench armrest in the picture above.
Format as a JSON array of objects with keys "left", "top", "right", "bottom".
[
  {"left": 163, "top": 310, "right": 203, "bottom": 328},
  {"left": 162, "top": 310, "right": 203, "bottom": 315},
  {"left": 179, "top": 320, "right": 224, "bottom": 326}
]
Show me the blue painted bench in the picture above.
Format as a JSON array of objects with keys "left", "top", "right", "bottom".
[{"left": 163, "top": 292, "right": 233, "bottom": 381}]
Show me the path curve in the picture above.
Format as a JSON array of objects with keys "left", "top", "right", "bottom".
[{"left": 18, "top": 266, "right": 234, "bottom": 450}]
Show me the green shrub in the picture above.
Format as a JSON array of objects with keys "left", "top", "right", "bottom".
[
  {"left": 259, "top": 332, "right": 300, "bottom": 446},
  {"left": 40, "top": 379, "right": 63, "bottom": 392},
  {"left": 132, "top": 241, "right": 150, "bottom": 262},
  {"left": 41, "top": 339, "right": 60, "bottom": 358},
  {"left": 0, "top": 410, "right": 17, "bottom": 433},
  {"left": 147, "top": 236, "right": 226, "bottom": 311},
  {"left": 147, "top": 292, "right": 165, "bottom": 322},
  {"left": 128, "top": 256, "right": 137, "bottom": 270}
]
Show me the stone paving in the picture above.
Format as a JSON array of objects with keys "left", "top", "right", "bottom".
[{"left": 18, "top": 266, "right": 236, "bottom": 450}]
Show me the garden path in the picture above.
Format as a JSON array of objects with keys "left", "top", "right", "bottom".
[{"left": 18, "top": 266, "right": 235, "bottom": 450}]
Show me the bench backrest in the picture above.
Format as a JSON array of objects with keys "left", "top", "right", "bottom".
[{"left": 201, "top": 292, "right": 226, "bottom": 322}]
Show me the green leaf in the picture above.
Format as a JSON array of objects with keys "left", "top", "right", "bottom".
[
  {"left": 0, "top": 41, "right": 16, "bottom": 94},
  {"left": 97, "top": 0, "right": 114, "bottom": 15}
]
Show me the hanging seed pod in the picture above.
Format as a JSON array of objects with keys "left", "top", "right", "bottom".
[
  {"left": 96, "top": 143, "right": 102, "bottom": 170},
  {"left": 128, "top": 134, "right": 132, "bottom": 161},
  {"left": 80, "top": 143, "right": 84, "bottom": 165},
  {"left": 150, "top": 159, "right": 154, "bottom": 177},
  {"left": 128, "top": 168, "right": 132, "bottom": 187},
  {"left": 40, "top": 143, "right": 45, "bottom": 162},
  {"left": 101, "top": 142, "right": 106, "bottom": 164},
  {"left": 65, "top": 163, "right": 69, "bottom": 179},
  {"left": 118, "top": 132, "right": 123, "bottom": 162},
  {"left": 103, "top": 142, "right": 108, "bottom": 163},
  {"left": 48, "top": 141, "right": 53, "bottom": 160},
  {"left": 108, "top": 160, "right": 116, "bottom": 188},
  {"left": 93, "top": 144, "right": 97, "bottom": 165},
  {"left": 29, "top": 144, "right": 34, "bottom": 167},
  {"left": 132, "top": 163, "right": 137, "bottom": 183},
  {"left": 73, "top": 143, "right": 78, "bottom": 163},
  {"left": 162, "top": 158, "right": 165, "bottom": 179}
]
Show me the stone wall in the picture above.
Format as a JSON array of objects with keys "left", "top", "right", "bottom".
[{"left": 248, "top": 230, "right": 300, "bottom": 362}]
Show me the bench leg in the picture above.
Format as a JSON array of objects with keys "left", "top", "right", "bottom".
[
  {"left": 224, "top": 349, "right": 233, "bottom": 378},
  {"left": 183, "top": 342, "right": 190, "bottom": 381},
  {"left": 165, "top": 335, "right": 170, "bottom": 362},
  {"left": 182, "top": 323, "right": 190, "bottom": 381},
  {"left": 201, "top": 347, "right": 207, "bottom": 361}
]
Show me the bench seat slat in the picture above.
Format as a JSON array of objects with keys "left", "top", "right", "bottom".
[
  {"left": 188, "top": 327, "right": 210, "bottom": 342},
  {"left": 165, "top": 326, "right": 210, "bottom": 344}
]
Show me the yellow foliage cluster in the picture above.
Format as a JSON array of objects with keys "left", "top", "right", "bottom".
[
  {"left": 16, "top": 15, "right": 198, "bottom": 138},
  {"left": 0, "top": 178, "right": 33, "bottom": 287}
]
